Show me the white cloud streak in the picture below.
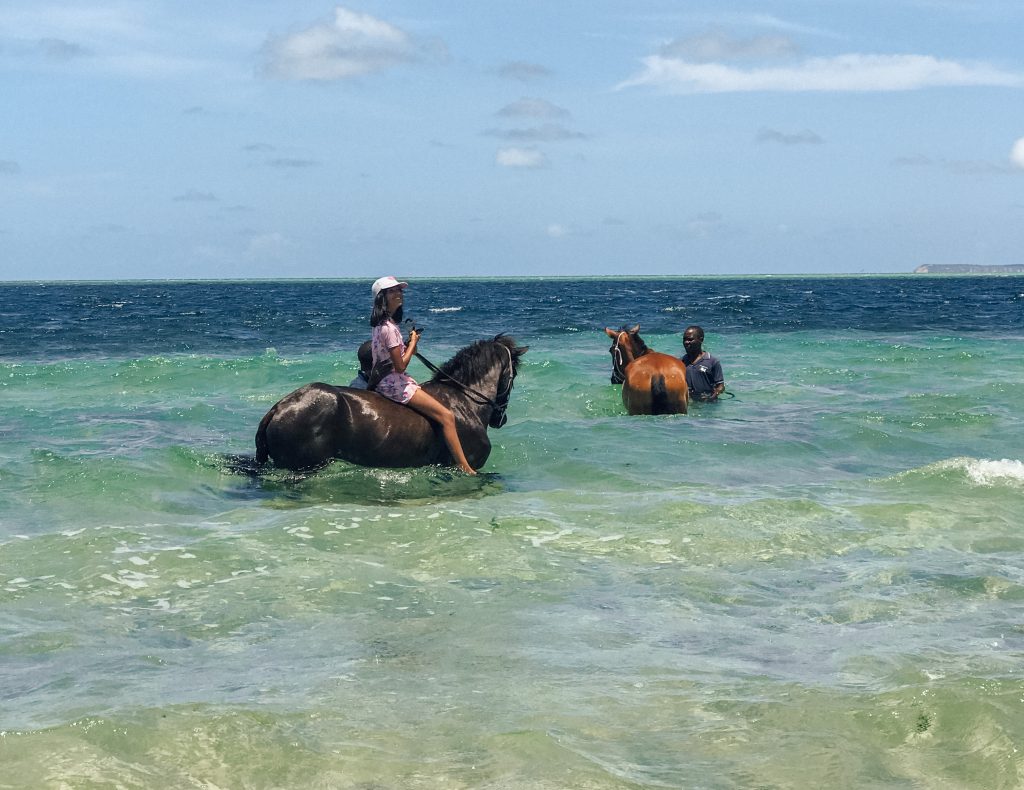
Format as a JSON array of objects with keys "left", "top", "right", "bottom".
[
  {"left": 1012, "top": 138, "right": 1024, "bottom": 169},
  {"left": 262, "top": 6, "right": 425, "bottom": 81},
  {"left": 619, "top": 53, "right": 1024, "bottom": 93}
]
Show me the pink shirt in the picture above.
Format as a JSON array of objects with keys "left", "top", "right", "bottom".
[{"left": 371, "top": 320, "right": 420, "bottom": 404}]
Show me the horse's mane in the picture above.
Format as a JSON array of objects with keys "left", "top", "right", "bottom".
[{"left": 432, "top": 334, "right": 519, "bottom": 385}]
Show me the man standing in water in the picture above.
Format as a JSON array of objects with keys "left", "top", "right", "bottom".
[{"left": 681, "top": 325, "right": 725, "bottom": 402}]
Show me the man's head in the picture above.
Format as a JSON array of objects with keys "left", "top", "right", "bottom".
[
  {"left": 357, "top": 340, "right": 373, "bottom": 374},
  {"left": 683, "top": 325, "right": 704, "bottom": 356}
]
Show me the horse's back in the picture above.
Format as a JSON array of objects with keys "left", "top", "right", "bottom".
[
  {"left": 623, "top": 352, "right": 688, "bottom": 415},
  {"left": 256, "top": 382, "right": 440, "bottom": 470},
  {"left": 257, "top": 382, "right": 350, "bottom": 470}
]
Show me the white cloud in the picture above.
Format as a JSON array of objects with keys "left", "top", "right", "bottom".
[
  {"left": 1012, "top": 138, "right": 1024, "bottom": 169},
  {"left": 618, "top": 53, "right": 1024, "bottom": 93},
  {"left": 546, "top": 223, "right": 569, "bottom": 238},
  {"left": 262, "top": 6, "right": 423, "bottom": 81},
  {"left": 496, "top": 147, "right": 548, "bottom": 168}
]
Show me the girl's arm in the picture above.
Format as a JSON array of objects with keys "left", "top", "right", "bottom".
[{"left": 388, "top": 328, "right": 419, "bottom": 373}]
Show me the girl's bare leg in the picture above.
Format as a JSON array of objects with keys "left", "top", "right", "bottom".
[{"left": 406, "top": 390, "right": 476, "bottom": 475}]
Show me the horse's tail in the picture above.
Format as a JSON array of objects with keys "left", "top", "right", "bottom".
[
  {"left": 650, "top": 374, "right": 671, "bottom": 415},
  {"left": 254, "top": 404, "right": 278, "bottom": 465}
]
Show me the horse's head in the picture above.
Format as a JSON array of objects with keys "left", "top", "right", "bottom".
[
  {"left": 488, "top": 335, "right": 528, "bottom": 428},
  {"left": 604, "top": 324, "right": 648, "bottom": 384}
]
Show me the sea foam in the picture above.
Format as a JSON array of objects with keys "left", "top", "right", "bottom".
[{"left": 961, "top": 458, "right": 1024, "bottom": 486}]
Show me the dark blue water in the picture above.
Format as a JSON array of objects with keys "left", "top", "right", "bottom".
[{"left": 2, "top": 276, "right": 1022, "bottom": 360}]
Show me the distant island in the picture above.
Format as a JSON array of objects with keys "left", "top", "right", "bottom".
[{"left": 914, "top": 264, "right": 1024, "bottom": 274}]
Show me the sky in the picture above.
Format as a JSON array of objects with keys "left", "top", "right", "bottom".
[{"left": 1, "top": 0, "right": 1023, "bottom": 280}]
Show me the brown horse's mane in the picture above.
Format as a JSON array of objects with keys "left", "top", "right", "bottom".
[{"left": 432, "top": 334, "right": 519, "bottom": 386}]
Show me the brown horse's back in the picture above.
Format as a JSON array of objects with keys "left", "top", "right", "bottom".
[{"left": 622, "top": 352, "right": 688, "bottom": 415}]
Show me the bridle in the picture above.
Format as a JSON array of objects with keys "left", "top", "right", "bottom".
[
  {"left": 609, "top": 331, "right": 632, "bottom": 385},
  {"left": 415, "top": 342, "right": 517, "bottom": 427}
]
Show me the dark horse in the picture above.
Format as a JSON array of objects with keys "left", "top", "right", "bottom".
[
  {"left": 255, "top": 335, "right": 528, "bottom": 472},
  {"left": 605, "top": 325, "right": 688, "bottom": 415}
]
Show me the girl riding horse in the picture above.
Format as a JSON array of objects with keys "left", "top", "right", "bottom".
[{"left": 369, "top": 276, "right": 476, "bottom": 474}]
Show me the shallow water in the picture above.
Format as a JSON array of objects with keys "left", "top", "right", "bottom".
[{"left": 2, "top": 277, "right": 1023, "bottom": 788}]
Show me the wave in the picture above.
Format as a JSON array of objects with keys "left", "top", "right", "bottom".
[
  {"left": 428, "top": 306, "right": 463, "bottom": 313},
  {"left": 896, "top": 457, "right": 1024, "bottom": 487},
  {"left": 954, "top": 457, "right": 1024, "bottom": 486}
]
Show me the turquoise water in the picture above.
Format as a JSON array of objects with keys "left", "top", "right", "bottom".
[{"left": 2, "top": 278, "right": 1023, "bottom": 788}]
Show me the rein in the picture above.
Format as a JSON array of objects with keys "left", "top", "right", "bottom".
[{"left": 414, "top": 343, "right": 515, "bottom": 410}]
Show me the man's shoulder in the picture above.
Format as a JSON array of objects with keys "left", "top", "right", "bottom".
[{"left": 686, "top": 352, "right": 719, "bottom": 366}]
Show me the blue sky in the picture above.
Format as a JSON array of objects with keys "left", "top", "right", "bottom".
[{"left": 1, "top": 1, "right": 1023, "bottom": 280}]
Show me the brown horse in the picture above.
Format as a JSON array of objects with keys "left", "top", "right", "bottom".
[
  {"left": 605, "top": 325, "right": 688, "bottom": 415},
  {"left": 256, "top": 335, "right": 527, "bottom": 471}
]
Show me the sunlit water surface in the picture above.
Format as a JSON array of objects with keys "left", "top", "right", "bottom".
[{"left": 1, "top": 277, "right": 1023, "bottom": 788}]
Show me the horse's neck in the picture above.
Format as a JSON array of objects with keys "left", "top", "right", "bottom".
[
  {"left": 475, "top": 361, "right": 503, "bottom": 398},
  {"left": 442, "top": 353, "right": 503, "bottom": 409},
  {"left": 621, "top": 340, "right": 647, "bottom": 364}
]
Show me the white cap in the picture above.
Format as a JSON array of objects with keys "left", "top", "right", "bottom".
[{"left": 371, "top": 275, "right": 409, "bottom": 297}]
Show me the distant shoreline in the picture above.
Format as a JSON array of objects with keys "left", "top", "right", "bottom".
[
  {"left": 3, "top": 270, "right": 1024, "bottom": 285},
  {"left": 914, "top": 264, "right": 1024, "bottom": 274}
]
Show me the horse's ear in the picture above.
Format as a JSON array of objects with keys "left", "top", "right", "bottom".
[
  {"left": 515, "top": 345, "right": 529, "bottom": 357},
  {"left": 628, "top": 324, "right": 640, "bottom": 335},
  {"left": 604, "top": 327, "right": 617, "bottom": 338}
]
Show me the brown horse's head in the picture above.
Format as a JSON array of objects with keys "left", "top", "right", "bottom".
[{"left": 604, "top": 325, "right": 649, "bottom": 384}]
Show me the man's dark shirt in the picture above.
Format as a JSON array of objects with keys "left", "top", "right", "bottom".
[{"left": 683, "top": 352, "right": 724, "bottom": 401}]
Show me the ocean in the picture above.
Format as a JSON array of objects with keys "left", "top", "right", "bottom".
[{"left": 1, "top": 275, "right": 1023, "bottom": 788}]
